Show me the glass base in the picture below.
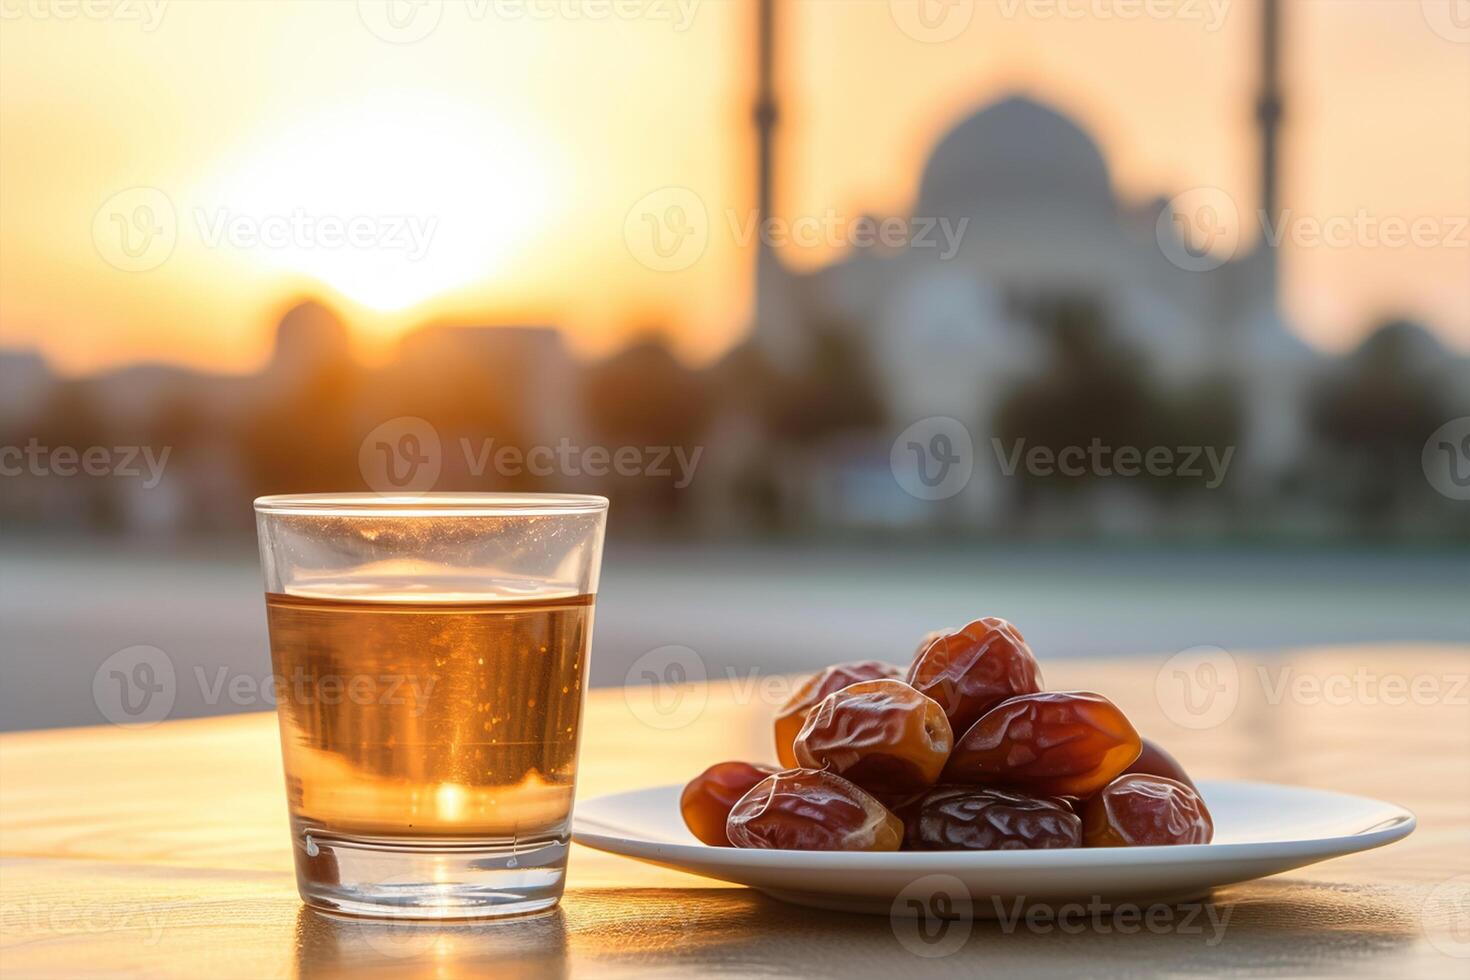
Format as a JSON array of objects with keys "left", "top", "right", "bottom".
[{"left": 292, "top": 829, "right": 570, "bottom": 920}]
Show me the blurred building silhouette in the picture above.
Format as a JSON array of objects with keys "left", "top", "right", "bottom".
[
  {"left": 1, "top": 0, "right": 1466, "bottom": 541},
  {"left": 732, "top": 0, "right": 1319, "bottom": 529},
  {"left": 735, "top": 92, "right": 1325, "bottom": 529}
]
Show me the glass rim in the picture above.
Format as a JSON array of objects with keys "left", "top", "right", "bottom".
[{"left": 253, "top": 492, "right": 609, "bottom": 518}]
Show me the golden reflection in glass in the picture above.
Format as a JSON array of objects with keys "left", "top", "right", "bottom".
[{"left": 265, "top": 591, "right": 591, "bottom": 841}]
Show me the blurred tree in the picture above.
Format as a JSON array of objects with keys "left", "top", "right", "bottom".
[
  {"left": 380, "top": 325, "right": 543, "bottom": 492},
  {"left": 703, "top": 339, "right": 788, "bottom": 531},
  {"left": 1309, "top": 318, "right": 1454, "bottom": 524},
  {"left": 237, "top": 301, "right": 363, "bottom": 496},
  {"left": 581, "top": 333, "right": 712, "bottom": 520},
  {"left": 26, "top": 380, "right": 120, "bottom": 529},
  {"left": 584, "top": 335, "right": 710, "bottom": 448},
  {"left": 769, "top": 318, "right": 885, "bottom": 445},
  {"left": 994, "top": 295, "right": 1166, "bottom": 498}
]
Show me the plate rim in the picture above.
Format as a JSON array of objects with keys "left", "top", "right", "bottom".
[{"left": 571, "top": 778, "right": 1416, "bottom": 869}]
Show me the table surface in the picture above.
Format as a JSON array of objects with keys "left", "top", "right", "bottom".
[{"left": 3, "top": 644, "right": 1468, "bottom": 979}]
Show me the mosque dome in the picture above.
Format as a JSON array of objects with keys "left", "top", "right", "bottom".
[{"left": 916, "top": 96, "right": 1115, "bottom": 215}]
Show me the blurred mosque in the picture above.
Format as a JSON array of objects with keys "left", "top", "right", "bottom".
[{"left": 720, "top": 0, "right": 1325, "bottom": 528}]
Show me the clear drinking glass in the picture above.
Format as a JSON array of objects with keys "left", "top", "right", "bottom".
[{"left": 254, "top": 493, "right": 608, "bottom": 919}]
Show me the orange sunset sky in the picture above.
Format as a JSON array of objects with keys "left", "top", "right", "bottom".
[{"left": 1, "top": 0, "right": 1467, "bottom": 376}]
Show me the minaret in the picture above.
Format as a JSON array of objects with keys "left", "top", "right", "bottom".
[
  {"left": 754, "top": 0, "right": 778, "bottom": 248},
  {"left": 1256, "top": 0, "right": 1283, "bottom": 295},
  {"left": 751, "top": 0, "right": 801, "bottom": 367}
]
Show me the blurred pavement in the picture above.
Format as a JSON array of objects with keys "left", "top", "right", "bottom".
[{"left": 1, "top": 537, "right": 1466, "bottom": 731}]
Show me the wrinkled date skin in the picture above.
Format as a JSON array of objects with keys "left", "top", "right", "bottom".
[
  {"left": 906, "top": 618, "right": 1044, "bottom": 735},
  {"left": 774, "top": 661, "right": 902, "bottom": 768},
  {"left": 912, "top": 628, "right": 953, "bottom": 660},
  {"left": 905, "top": 786, "right": 1082, "bottom": 851},
  {"left": 943, "top": 691, "right": 1142, "bottom": 797},
  {"left": 1123, "top": 737, "right": 1198, "bottom": 792},
  {"left": 794, "top": 679, "right": 954, "bottom": 796},
  {"left": 1082, "top": 774, "right": 1214, "bottom": 846},
  {"left": 726, "top": 769, "right": 903, "bottom": 851},
  {"left": 680, "top": 761, "right": 778, "bottom": 846}
]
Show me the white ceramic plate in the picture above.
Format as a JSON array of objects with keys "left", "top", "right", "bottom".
[{"left": 572, "top": 780, "right": 1414, "bottom": 916}]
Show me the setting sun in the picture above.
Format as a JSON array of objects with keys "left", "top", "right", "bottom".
[{"left": 198, "top": 95, "right": 560, "bottom": 313}]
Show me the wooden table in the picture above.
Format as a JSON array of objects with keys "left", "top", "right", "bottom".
[{"left": 3, "top": 645, "right": 1468, "bottom": 978}]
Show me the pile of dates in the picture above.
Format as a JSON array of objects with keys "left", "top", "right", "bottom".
[{"left": 681, "top": 617, "right": 1214, "bottom": 852}]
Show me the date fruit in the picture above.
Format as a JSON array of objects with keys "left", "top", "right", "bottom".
[
  {"left": 913, "top": 628, "right": 953, "bottom": 659},
  {"left": 794, "top": 679, "right": 953, "bottom": 795},
  {"left": 680, "top": 761, "right": 779, "bottom": 846},
  {"left": 1081, "top": 773, "right": 1214, "bottom": 846},
  {"left": 905, "top": 786, "right": 1081, "bottom": 851},
  {"left": 1122, "top": 737, "right": 1198, "bottom": 792},
  {"left": 773, "top": 660, "right": 902, "bottom": 768},
  {"left": 943, "top": 691, "right": 1141, "bottom": 797},
  {"left": 906, "top": 617, "right": 1043, "bottom": 734},
  {"left": 726, "top": 769, "right": 903, "bottom": 851}
]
